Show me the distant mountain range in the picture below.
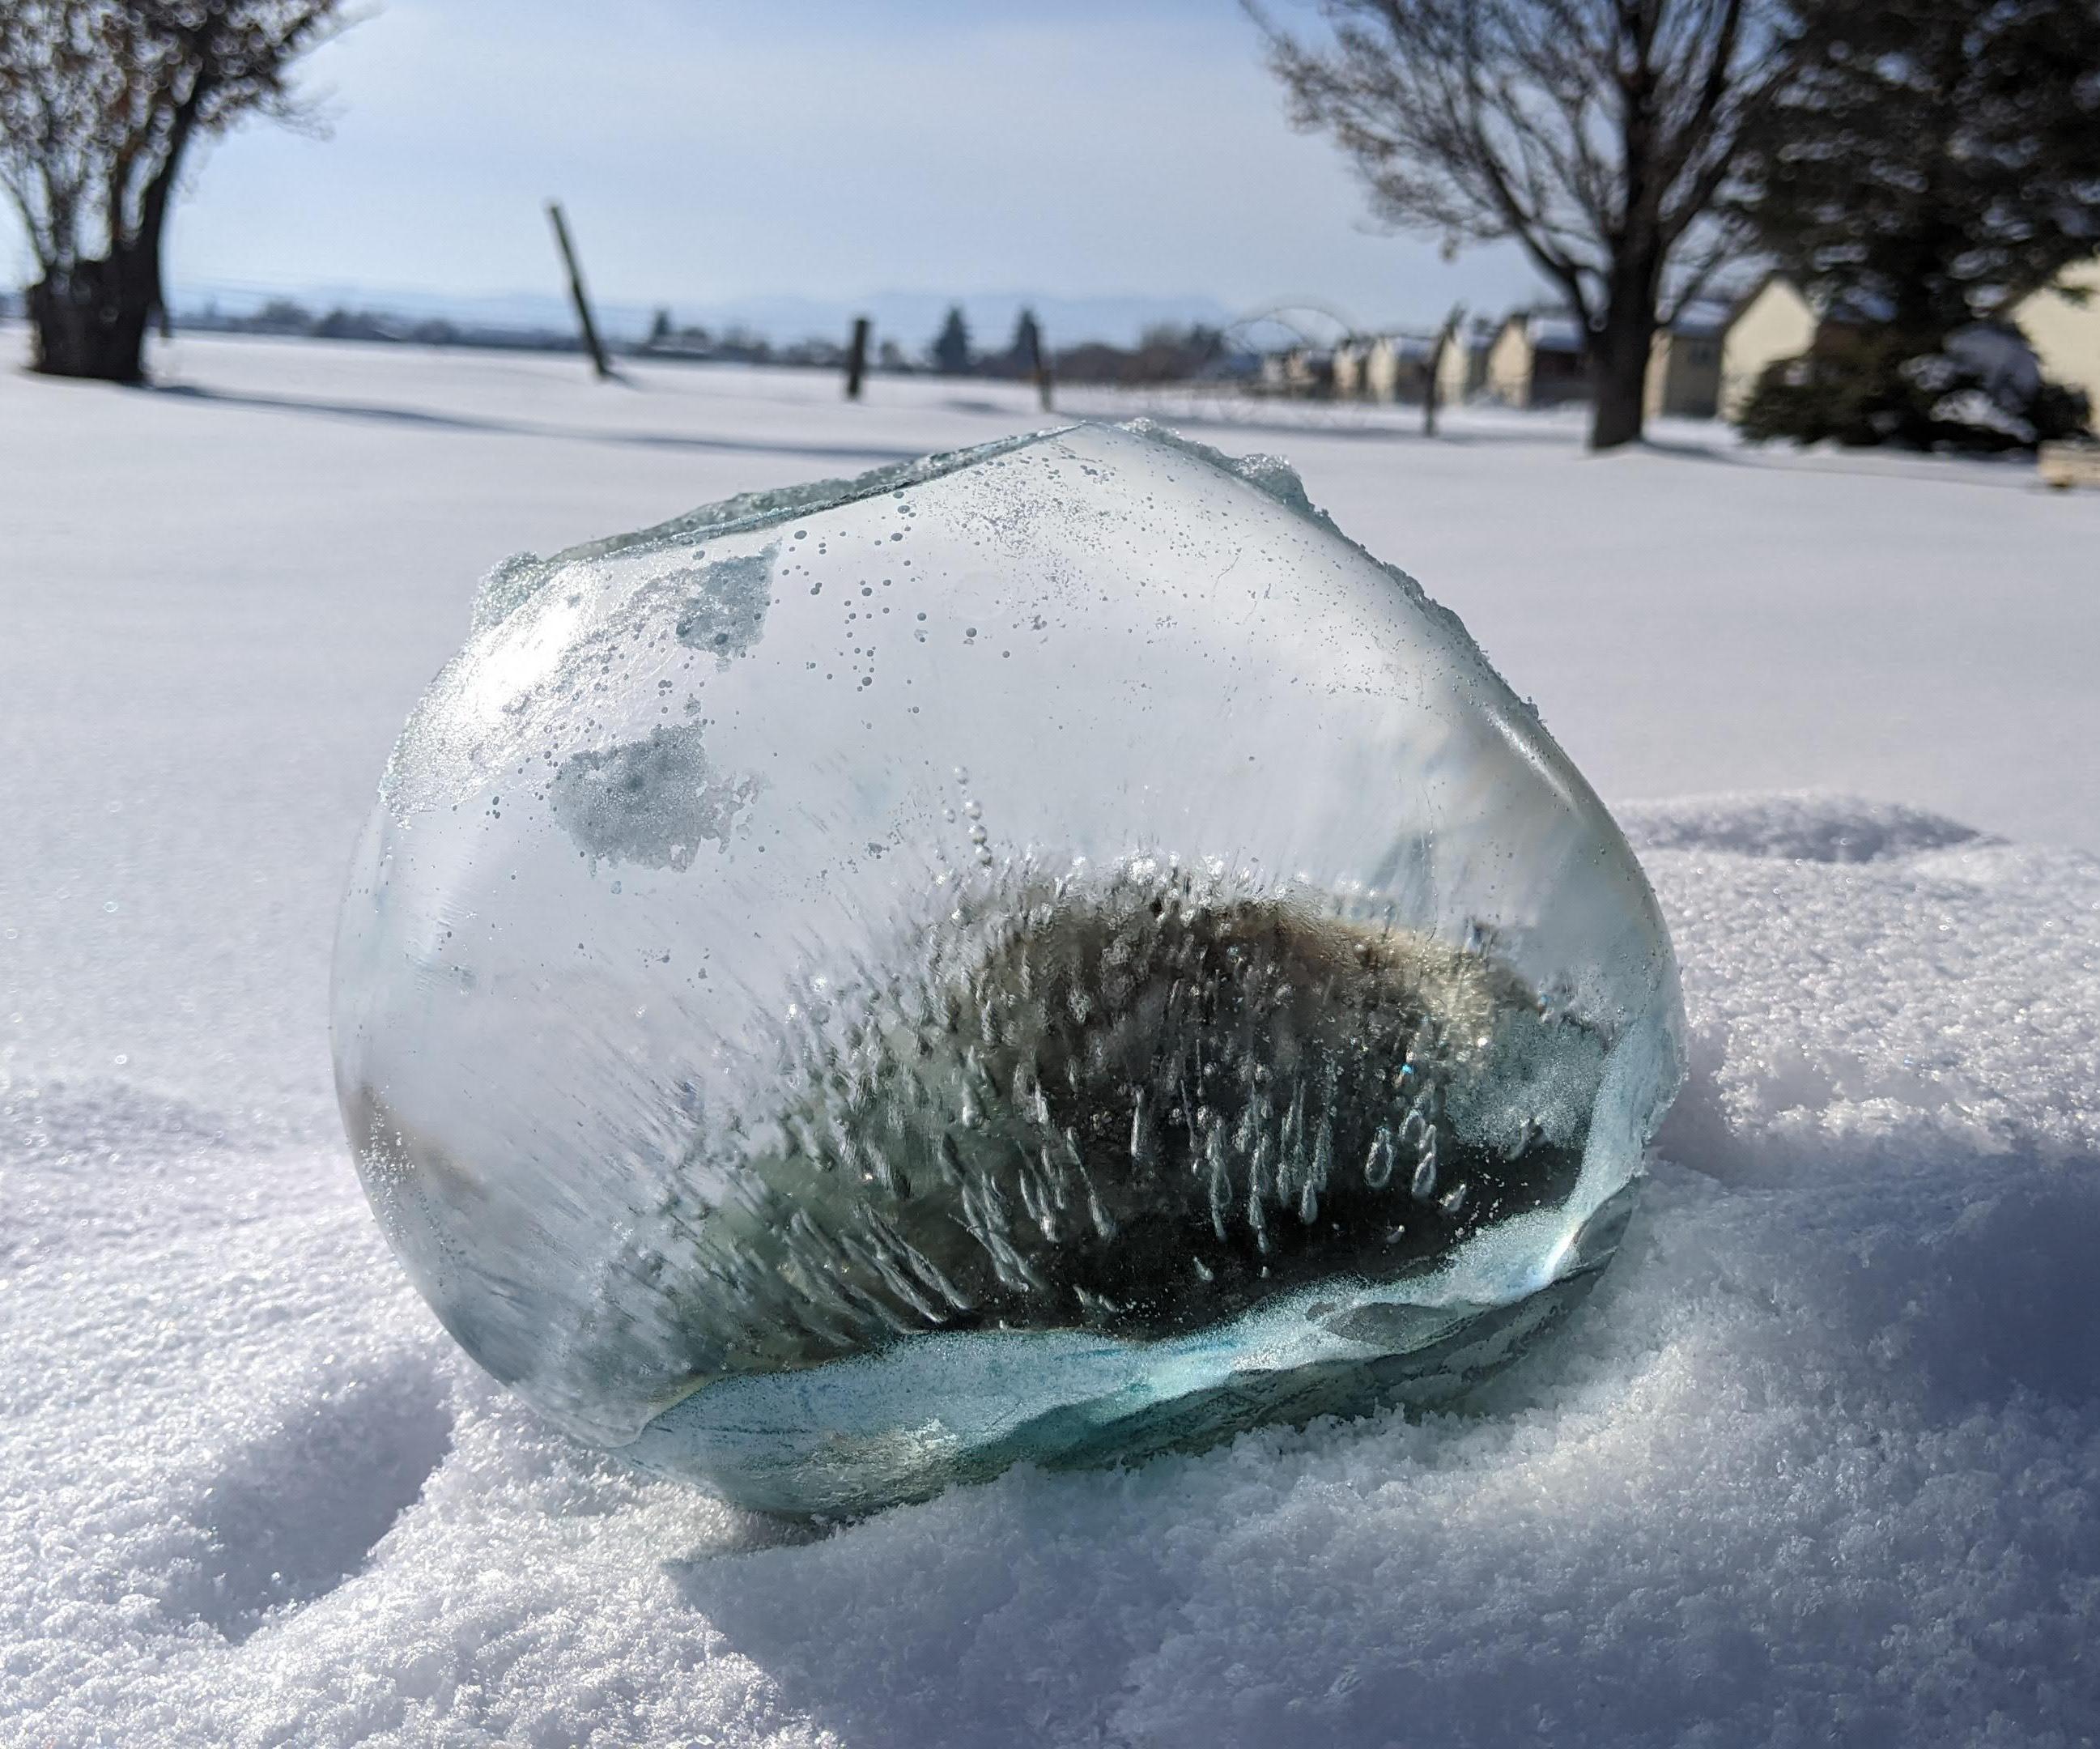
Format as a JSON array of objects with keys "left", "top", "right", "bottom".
[{"left": 165, "top": 280, "right": 1240, "bottom": 351}]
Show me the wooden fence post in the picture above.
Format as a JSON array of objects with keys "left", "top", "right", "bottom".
[
  {"left": 846, "top": 316, "right": 870, "bottom": 399},
  {"left": 1031, "top": 321, "right": 1053, "bottom": 412},
  {"left": 546, "top": 201, "right": 612, "bottom": 380}
]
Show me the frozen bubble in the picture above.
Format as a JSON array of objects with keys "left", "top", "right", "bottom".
[{"left": 333, "top": 421, "right": 1683, "bottom": 1516}]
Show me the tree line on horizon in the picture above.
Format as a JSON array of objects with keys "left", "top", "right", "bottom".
[
  {"left": 908, "top": 306, "right": 1231, "bottom": 387},
  {"left": 3, "top": 0, "right": 2097, "bottom": 453},
  {"left": 647, "top": 304, "right": 1231, "bottom": 388},
  {"left": 113, "top": 291, "right": 1234, "bottom": 385}
]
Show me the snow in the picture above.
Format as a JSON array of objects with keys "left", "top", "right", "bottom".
[{"left": 5, "top": 331, "right": 2099, "bottom": 1747}]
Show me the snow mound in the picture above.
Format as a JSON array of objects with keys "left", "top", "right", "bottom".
[
  {"left": 1617, "top": 791, "right": 1987, "bottom": 862},
  {"left": 9, "top": 816, "right": 2100, "bottom": 1746}
]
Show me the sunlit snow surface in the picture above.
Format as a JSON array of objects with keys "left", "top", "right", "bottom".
[
  {"left": 8, "top": 340, "right": 2100, "bottom": 1747},
  {"left": 332, "top": 422, "right": 1682, "bottom": 1513}
]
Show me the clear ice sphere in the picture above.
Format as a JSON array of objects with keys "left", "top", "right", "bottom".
[{"left": 333, "top": 421, "right": 1684, "bottom": 1516}]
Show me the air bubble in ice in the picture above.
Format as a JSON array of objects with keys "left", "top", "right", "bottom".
[{"left": 333, "top": 420, "right": 1683, "bottom": 1517}]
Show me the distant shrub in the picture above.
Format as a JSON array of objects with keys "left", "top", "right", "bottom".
[{"left": 1738, "top": 330, "right": 2090, "bottom": 453}]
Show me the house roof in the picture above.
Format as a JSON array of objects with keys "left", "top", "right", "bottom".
[
  {"left": 1715, "top": 270, "right": 1893, "bottom": 334},
  {"left": 1342, "top": 326, "right": 1486, "bottom": 359},
  {"left": 1669, "top": 299, "right": 1732, "bottom": 338}
]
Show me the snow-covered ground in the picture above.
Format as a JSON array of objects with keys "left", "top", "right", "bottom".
[{"left": 4, "top": 333, "right": 2098, "bottom": 1747}]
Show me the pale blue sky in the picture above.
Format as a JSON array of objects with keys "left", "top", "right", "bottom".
[{"left": 9, "top": 0, "right": 1544, "bottom": 335}]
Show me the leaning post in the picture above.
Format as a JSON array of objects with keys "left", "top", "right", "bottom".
[
  {"left": 846, "top": 316, "right": 870, "bottom": 399},
  {"left": 546, "top": 200, "right": 613, "bottom": 380},
  {"left": 1031, "top": 321, "right": 1053, "bottom": 413}
]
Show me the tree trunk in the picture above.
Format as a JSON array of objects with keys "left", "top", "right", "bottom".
[
  {"left": 1587, "top": 272, "right": 1660, "bottom": 451},
  {"left": 28, "top": 249, "right": 159, "bottom": 383},
  {"left": 28, "top": 87, "right": 200, "bottom": 385},
  {"left": 1587, "top": 336, "right": 1647, "bottom": 449}
]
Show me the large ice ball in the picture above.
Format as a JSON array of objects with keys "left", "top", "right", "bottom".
[{"left": 333, "top": 421, "right": 1683, "bottom": 1515}]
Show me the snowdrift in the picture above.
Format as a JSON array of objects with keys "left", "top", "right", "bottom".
[{"left": 8, "top": 794, "right": 2098, "bottom": 1747}]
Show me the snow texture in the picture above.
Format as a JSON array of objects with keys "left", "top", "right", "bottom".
[
  {"left": 4, "top": 333, "right": 2099, "bottom": 1746},
  {"left": 1617, "top": 792, "right": 1990, "bottom": 863}
]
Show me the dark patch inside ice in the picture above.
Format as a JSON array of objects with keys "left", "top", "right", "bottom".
[
  {"left": 631, "top": 879, "right": 1604, "bottom": 1399},
  {"left": 548, "top": 724, "right": 756, "bottom": 870},
  {"left": 673, "top": 545, "right": 775, "bottom": 666}
]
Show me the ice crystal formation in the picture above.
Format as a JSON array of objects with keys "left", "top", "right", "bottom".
[{"left": 333, "top": 421, "right": 1685, "bottom": 1515}]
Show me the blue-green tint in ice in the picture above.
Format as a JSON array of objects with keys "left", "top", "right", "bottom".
[
  {"left": 627, "top": 1185, "right": 1637, "bottom": 1517},
  {"left": 333, "top": 421, "right": 1684, "bottom": 1516}
]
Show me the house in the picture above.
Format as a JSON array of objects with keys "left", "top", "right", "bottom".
[
  {"left": 1472, "top": 262, "right": 2100, "bottom": 428},
  {"left": 1643, "top": 302, "right": 1729, "bottom": 419},
  {"left": 1436, "top": 319, "right": 1494, "bottom": 404},
  {"left": 1258, "top": 347, "right": 1333, "bottom": 397},
  {"left": 1333, "top": 332, "right": 1439, "bottom": 402},
  {"left": 1370, "top": 333, "right": 1439, "bottom": 402},
  {"left": 1711, "top": 266, "right": 2100, "bottom": 423},
  {"left": 2014, "top": 259, "right": 2100, "bottom": 417},
  {"left": 1717, "top": 274, "right": 1820, "bottom": 419},
  {"left": 1461, "top": 285, "right": 1807, "bottom": 420},
  {"left": 1330, "top": 338, "right": 1368, "bottom": 398},
  {"left": 1484, "top": 310, "right": 1587, "bottom": 407}
]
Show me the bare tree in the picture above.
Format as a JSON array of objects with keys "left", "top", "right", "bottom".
[
  {"left": 0, "top": 0, "right": 349, "bottom": 383},
  {"left": 1252, "top": 0, "right": 1800, "bottom": 449}
]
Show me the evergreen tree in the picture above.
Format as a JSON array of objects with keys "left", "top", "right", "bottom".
[
  {"left": 1008, "top": 309, "right": 1044, "bottom": 373},
  {"left": 1732, "top": 0, "right": 2100, "bottom": 447},
  {"left": 930, "top": 306, "right": 971, "bottom": 375},
  {"left": 1736, "top": 0, "right": 2100, "bottom": 338}
]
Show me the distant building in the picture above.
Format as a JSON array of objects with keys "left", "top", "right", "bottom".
[
  {"left": 1439, "top": 264, "right": 2100, "bottom": 428},
  {"left": 1259, "top": 347, "right": 1333, "bottom": 397},
  {"left": 1371, "top": 333, "right": 1439, "bottom": 402},
  {"left": 1329, "top": 339, "right": 1366, "bottom": 398},
  {"left": 1435, "top": 320, "right": 1494, "bottom": 405},
  {"left": 1708, "top": 269, "right": 2098, "bottom": 424},
  {"left": 1717, "top": 274, "right": 1818, "bottom": 419},
  {"left": 1446, "top": 287, "right": 1802, "bottom": 421},
  {"left": 2014, "top": 259, "right": 2100, "bottom": 418},
  {"left": 1484, "top": 310, "right": 1586, "bottom": 407},
  {"left": 1643, "top": 302, "right": 1729, "bottom": 419},
  {"left": 1333, "top": 333, "right": 1437, "bottom": 402}
]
